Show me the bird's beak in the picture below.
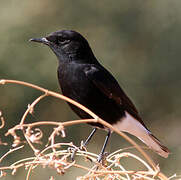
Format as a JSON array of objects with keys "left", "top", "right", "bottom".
[{"left": 29, "top": 37, "right": 50, "bottom": 45}]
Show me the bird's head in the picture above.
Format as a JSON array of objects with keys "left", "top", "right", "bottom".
[{"left": 30, "top": 30, "right": 96, "bottom": 64}]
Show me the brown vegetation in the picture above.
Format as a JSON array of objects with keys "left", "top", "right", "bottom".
[{"left": 0, "top": 79, "right": 173, "bottom": 179}]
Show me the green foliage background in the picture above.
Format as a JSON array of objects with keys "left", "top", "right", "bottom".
[{"left": 0, "top": 0, "right": 181, "bottom": 179}]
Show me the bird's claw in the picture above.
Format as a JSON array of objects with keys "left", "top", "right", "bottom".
[
  {"left": 97, "top": 152, "right": 108, "bottom": 164},
  {"left": 70, "top": 148, "right": 78, "bottom": 161},
  {"left": 67, "top": 147, "right": 79, "bottom": 161},
  {"left": 80, "top": 140, "right": 87, "bottom": 151},
  {"left": 68, "top": 141, "right": 87, "bottom": 161}
]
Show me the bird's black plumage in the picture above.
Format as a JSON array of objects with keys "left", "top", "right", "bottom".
[{"left": 30, "top": 30, "right": 169, "bottom": 159}]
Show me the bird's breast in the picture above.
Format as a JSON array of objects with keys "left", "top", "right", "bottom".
[{"left": 57, "top": 63, "right": 96, "bottom": 101}]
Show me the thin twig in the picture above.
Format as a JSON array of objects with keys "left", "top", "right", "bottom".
[
  {"left": 20, "top": 93, "right": 48, "bottom": 125},
  {"left": 0, "top": 145, "right": 24, "bottom": 163},
  {"left": 0, "top": 79, "right": 170, "bottom": 179},
  {"left": 0, "top": 79, "right": 156, "bottom": 169}
]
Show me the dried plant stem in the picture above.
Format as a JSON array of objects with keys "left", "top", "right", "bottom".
[
  {"left": 20, "top": 93, "right": 48, "bottom": 125},
  {"left": 0, "top": 79, "right": 169, "bottom": 179},
  {"left": 0, "top": 145, "right": 24, "bottom": 163}
]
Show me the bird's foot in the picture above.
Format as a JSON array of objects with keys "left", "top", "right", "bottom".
[
  {"left": 80, "top": 140, "right": 87, "bottom": 151},
  {"left": 97, "top": 152, "right": 108, "bottom": 164},
  {"left": 68, "top": 147, "right": 78, "bottom": 161},
  {"left": 68, "top": 141, "right": 87, "bottom": 161}
]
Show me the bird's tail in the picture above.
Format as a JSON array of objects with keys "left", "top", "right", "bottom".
[
  {"left": 131, "top": 129, "right": 170, "bottom": 158},
  {"left": 113, "top": 112, "right": 170, "bottom": 158},
  {"left": 145, "top": 133, "right": 170, "bottom": 158}
]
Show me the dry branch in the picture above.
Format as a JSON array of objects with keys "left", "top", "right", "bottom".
[{"left": 0, "top": 79, "right": 171, "bottom": 179}]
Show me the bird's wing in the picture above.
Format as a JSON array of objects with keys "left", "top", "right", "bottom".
[
  {"left": 84, "top": 65, "right": 170, "bottom": 158},
  {"left": 84, "top": 64, "right": 146, "bottom": 127}
]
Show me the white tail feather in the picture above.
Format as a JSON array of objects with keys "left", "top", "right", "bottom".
[{"left": 113, "top": 112, "right": 169, "bottom": 158}]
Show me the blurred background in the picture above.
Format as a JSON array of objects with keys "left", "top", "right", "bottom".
[{"left": 0, "top": 0, "right": 181, "bottom": 179}]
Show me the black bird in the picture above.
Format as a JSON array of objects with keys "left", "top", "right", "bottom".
[{"left": 30, "top": 30, "right": 170, "bottom": 160}]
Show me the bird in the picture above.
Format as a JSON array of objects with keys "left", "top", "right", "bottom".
[{"left": 30, "top": 30, "right": 170, "bottom": 161}]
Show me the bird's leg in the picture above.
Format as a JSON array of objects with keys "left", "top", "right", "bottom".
[
  {"left": 82, "top": 128, "right": 97, "bottom": 148},
  {"left": 97, "top": 130, "right": 111, "bottom": 163},
  {"left": 70, "top": 128, "right": 97, "bottom": 161}
]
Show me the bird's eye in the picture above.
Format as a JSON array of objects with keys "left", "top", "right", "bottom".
[{"left": 58, "top": 37, "right": 70, "bottom": 45}]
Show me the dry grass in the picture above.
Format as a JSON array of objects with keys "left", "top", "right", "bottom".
[{"left": 0, "top": 79, "right": 175, "bottom": 180}]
